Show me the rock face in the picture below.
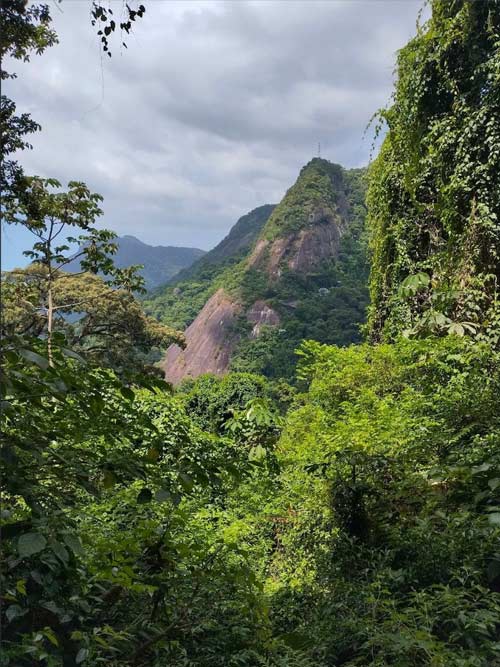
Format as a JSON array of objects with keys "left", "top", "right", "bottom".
[
  {"left": 249, "top": 208, "right": 343, "bottom": 280},
  {"left": 247, "top": 300, "right": 280, "bottom": 337},
  {"left": 288, "top": 214, "right": 343, "bottom": 272},
  {"left": 162, "top": 288, "right": 240, "bottom": 385}
]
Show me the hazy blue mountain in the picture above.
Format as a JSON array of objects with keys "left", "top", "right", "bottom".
[{"left": 66, "top": 235, "right": 206, "bottom": 290}]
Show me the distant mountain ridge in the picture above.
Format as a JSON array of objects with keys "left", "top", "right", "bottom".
[
  {"left": 147, "top": 159, "right": 369, "bottom": 383},
  {"left": 168, "top": 205, "right": 275, "bottom": 286},
  {"left": 144, "top": 205, "right": 276, "bottom": 330},
  {"left": 66, "top": 235, "right": 205, "bottom": 290}
]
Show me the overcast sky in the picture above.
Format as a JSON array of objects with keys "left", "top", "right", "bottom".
[{"left": 3, "top": 0, "right": 425, "bottom": 269}]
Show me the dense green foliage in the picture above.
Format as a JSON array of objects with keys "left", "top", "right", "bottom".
[
  {"left": 3, "top": 1, "right": 500, "bottom": 666},
  {"left": 2, "top": 266, "right": 182, "bottom": 375},
  {"left": 2, "top": 338, "right": 276, "bottom": 666},
  {"left": 263, "top": 337, "right": 500, "bottom": 665},
  {"left": 368, "top": 0, "right": 500, "bottom": 342},
  {"left": 4, "top": 334, "right": 500, "bottom": 665},
  {"left": 263, "top": 159, "right": 345, "bottom": 240},
  {"left": 1, "top": 174, "right": 181, "bottom": 375}
]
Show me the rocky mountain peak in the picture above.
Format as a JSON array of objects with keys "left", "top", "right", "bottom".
[
  {"left": 247, "top": 158, "right": 350, "bottom": 279},
  {"left": 158, "top": 159, "right": 368, "bottom": 384}
]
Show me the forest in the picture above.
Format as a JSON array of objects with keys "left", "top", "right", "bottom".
[{"left": 1, "top": 1, "right": 500, "bottom": 666}]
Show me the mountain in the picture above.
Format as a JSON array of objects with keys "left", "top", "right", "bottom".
[
  {"left": 170, "top": 204, "right": 276, "bottom": 284},
  {"left": 143, "top": 205, "right": 275, "bottom": 330},
  {"left": 151, "top": 159, "right": 369, "bottom": 384},
  {"left": 66, "top": 235, "right": 205, "bottom": 290}
]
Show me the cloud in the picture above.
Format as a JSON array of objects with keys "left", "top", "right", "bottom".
[{"left": 4, "top": 0, "right": 425, "bottom": 259}]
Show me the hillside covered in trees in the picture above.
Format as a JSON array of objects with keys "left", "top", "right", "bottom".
[
  {"left": 144, "top": 204, "right": 277, "bottom": 331},
  {"left": 2, "top": 1, "right": 500, "bottom": 667},
  {"left": 146, "top": 160, "right": 369, "bottom": 381}
]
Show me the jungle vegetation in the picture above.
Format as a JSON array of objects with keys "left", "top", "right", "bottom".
[{"left": 1, "top": 1, "right": 500, "bottom": 666}]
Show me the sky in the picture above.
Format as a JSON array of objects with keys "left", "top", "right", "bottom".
[{"left": 2, "top": 0, "right": 426, "bottom": 270}]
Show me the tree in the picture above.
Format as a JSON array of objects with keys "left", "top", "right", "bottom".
[
  {"left": 0, "top": 1, "right": 57, "bottom": 199},
  {"left": 2, "top": 267, "right": 184, "bottom": 373},
  {"left": 0, "top": 1, "right": 146, "bottom": 205},
  {"left": 367, "top": 0, "right": 500, "bottom": 343},
  {"left": 2, "top": 177, "right": 164, "bottom": 365}
]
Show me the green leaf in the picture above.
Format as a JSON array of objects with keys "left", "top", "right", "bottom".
[
  {"left": 41, "top": 600, "right": 60, "bottom": 615},
  {"left": 249, "top": 444, "right": 266, "bottom": 461},
  {"left": 18, "top": 532, "right": 47, "bottom": 558},
  {"left": 120, "top": 386, "right": 135, "bottom": 401},
  {"left": 63, "top": 533, "right": 84, "bottom": 556},
  {"left": 44, "top": 627, "right": 59, "bottom": 647},
  {"left": 51, "top": 541, "right": 69, "bottom": 564},
  {"left": 399, "top": 272, "right": 430, "bottom": 296},
  {"left": 76, "top": 648, "right": 89, "bottom": 664},
  {"left": 472, "top": 463, "right": 492, "bottom": 474},
  {"left": 178, "top": 472, "right": 194, "bottom": 492},
  {"left": 16, "top": 579, "right": 26, "bottom": 595},
  {"left": 61, "top": 348, "right": 86, "bottom": 363},
  {"left": 30, "top": 570, "right": 43, "bottom": 585},
  {"left": 137, "top": 488, "right": 152, "bottom": 504},
  {"left": 448, "top": 322, "right": 464, "bottom": 336},
  {"left": 18, "top": 349, "right": 49, "bottom": 370},
  {"left": 487, "top": 513, "right": 500, "bottom": 526},
  {"left": 154, "top": 488, "right": 171, "bottom": 502},
  {"left": 6, "top": 604, "right": 25, "bottom": 623}
]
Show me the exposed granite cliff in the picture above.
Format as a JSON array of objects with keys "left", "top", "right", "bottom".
[
  {"left": 248, "top": 213, "right": 343, "bottom": 280},
  {"left": 162, "top": 289, "right": 240, "bottom": 384},
  {"left": 246, "top": 300, "right": 280, "bottom": 338}
]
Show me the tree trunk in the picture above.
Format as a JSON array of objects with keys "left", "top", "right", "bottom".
[{"left": 47, "top": 280, "right": 54, "bottom": 367}]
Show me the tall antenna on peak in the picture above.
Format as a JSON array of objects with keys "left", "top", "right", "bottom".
[{"left": 318, "top": 142, "right": 321, "bottom": 158}]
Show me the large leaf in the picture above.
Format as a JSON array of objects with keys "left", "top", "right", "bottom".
[
  {"left": 63, "top": 533, "right": 84, "bottom": 556},
  {"left": 487, "top": 512, "right": 500, "bottom": 526},
  {"left": 18, "top": 348, "right": 49, "bottom": 370},
  {"left": 76, "top": 648, "right": 89, "bottom": 664},
  {"left": 18, "top": 532, "right": 47, "bottom": 558},
  {"left": 51, "top": 540, "right": 69, "bottom": 564},
  {"left": 249, "top": 444, "right": 266, "bottom": 461},
  {"left": 6, "top": 604, "right": 26, "bottom": 623}
]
